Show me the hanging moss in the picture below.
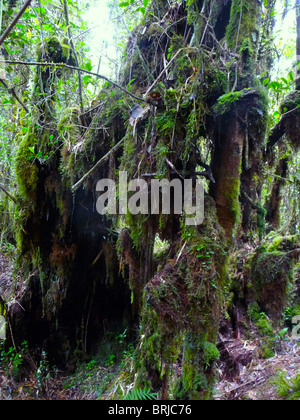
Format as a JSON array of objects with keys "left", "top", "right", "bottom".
[
  {"left": 226, "top": 0, "right": 262, "bottom": 51},
  {"left": 15, "top": 132, "right": 39, "bottom": 204},
  {"left": 134, "top": 198, "right": 227, "bottom": 399}
]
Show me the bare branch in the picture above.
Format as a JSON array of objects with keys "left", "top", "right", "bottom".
[
  {"left": 62, "top": 0, "right": 84, "bottom": 115},
  {"left": 0, "top": 59, "right": 146, "bottom": 103},
  {"left": 71, "top": 136, "right": 126, "bottom": 193},
  {"left": 144, "top": 47, "right": 198, "bottom": 97},
  {"left": 267, "top": 106, "right": 300, "bottom": 150},
  {"left": 0, "top": 78, "right": 29, "bottom": 113},
  {"left": 0, "top": 184, "right": 17, "bottom": 203},
  {"left": 0, "top": 0, "right": 33, "bottom": 48}
]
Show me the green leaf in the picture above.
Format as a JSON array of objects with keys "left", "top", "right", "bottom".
[
  {"left": 119, "top": 1, "right": 129, "bottom": 7},
  {"left": 85, "top": 61, "right": 92, "bottom": 71},
  {"left": 28, "top": 147, "right": 35, "bottom": 154},
  {"left": 279, "top": 328, "right": 288, "bottom": 337},
  {"left": 288, "top": 71, "right": 295, "bottom": 81},
  {"left": 137, "top": 6, "right": 146, "bottom": 15},
  {"left": 263, "top": 78, "right": 269, "bottom": 86}
]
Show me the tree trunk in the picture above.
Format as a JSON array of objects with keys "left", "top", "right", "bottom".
[
  {"left": 5, "top": 0, "right": 281, "bottom": 399},
  {"left": 266, "top": 157, "right": 288, "bottom": 230}
]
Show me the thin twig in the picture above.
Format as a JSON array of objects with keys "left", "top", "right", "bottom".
[
  {"left": 0, "top": 78, "right": 29, "bottom": 113},
  {"left": 71, "top": 135, "right": 127, "bottom": 193},
  {"left": 144, "top": 47, "right": 198, "bottom": 97},
  {"left": 0, "top": 184, "right": 17, "bottom": 203},
  {"left": 234, "top": 0, "right": 244, "bottom": 54},
  {"left": 0, "top": 0, "right": 33, "bottom": 47},
  {"left": 62, "top": 0, "right": 84, "bottom": 115},
  {"left": 0, "top": 59, "right": 146, "bottom": 103}
]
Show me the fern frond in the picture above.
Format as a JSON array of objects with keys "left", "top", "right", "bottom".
[{"left": 123, "top": 387, "right": 158, "bottom": 401}]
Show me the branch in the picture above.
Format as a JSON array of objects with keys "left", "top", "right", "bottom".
[
  {"left": 267, "top": 106, "right": 300, "bottom": 150},
  {"left": 0, "top": 0, "right": 33, "bottom": 48},
  {"left": 165, "top": 157, "right": 184, "bottom": 180},
  {"left": 144, "top": 47, "right": 198, "bottom": 97},
  {"left": 0, "top": 78, "right": 29, "bottom": 112},
  {"left": 71, "top": 136, "right": 126, "bottom": 193},
  {"left": 62, "top": 0, "right": 84, "bottom": 115},
  {"left": 0, "top": 59, "right": 146, "bottom": 103},
  {"left": 0, "top": 184, "right": 17, "bottom": 203},
  {"left": 198, "top": 160, "right": 216, "bottom": 184}
]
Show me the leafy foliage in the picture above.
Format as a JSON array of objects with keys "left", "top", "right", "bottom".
[{"left": 123, "top": 387, "right": 158, "bottom": 400}]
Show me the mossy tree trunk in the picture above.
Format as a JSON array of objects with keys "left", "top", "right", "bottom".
[
  {"left": 6, "top": 0, "right": 287, "bottom": 399},
  {"left": 211, "top": 0, "right": 269, "bottom": 240}
]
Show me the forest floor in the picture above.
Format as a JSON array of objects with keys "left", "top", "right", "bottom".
[
  {"left": 0, "top": 252, "right": 299, "bottom": 400},
  {"left": 215, "top": 336, "right": 300, "bottom": 400}
]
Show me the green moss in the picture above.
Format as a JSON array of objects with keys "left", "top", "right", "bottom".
[
  {"left": 272, "top": 371, "right": 300, "bottom": 400},
  {"left": 226, "top": 0, "right": 262, "bottom": 51},
  {"left": 220, "top": 175, "right": 242, "bottom": 239},
  {"left": 174, "top": 335, "right": 219, "bottom": 400},
  {"left": 249, "top": 249, "right": 294, "bottom": 320},
  {"left": 256, "top": 317, "right": 273, "bottom": 337},
  {"left": 155, "top": 109, "right": 177, "bottom": 137},
  {"left": 15, "top": 132, "right": 39, "bottom": 204},
  {"left": 252, "top": 251, "right": 292, "bottom": 288},
  {"left": 260, "top": 341, "right": 276, "bottom": 359},
  {"left": 266, "top": 235, "right": 299, "bottom": 252},
  {"left": 214, "top": 88, "right": 252, "bottom": 116},
  {"left": 133, "top": 199, "right": 227, "bottom": 399},
  {"left": 45, "top": 36, "right": 64, "bottom": 63},
  {"left": 202, "top": 341, "right": 220, "bottom": 369}
]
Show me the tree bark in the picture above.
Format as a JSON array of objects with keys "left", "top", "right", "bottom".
[{"left": 266, "top": 157, "right": 288, "bottom": 230}]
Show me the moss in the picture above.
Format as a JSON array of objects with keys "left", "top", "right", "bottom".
[
  {"left": 58, "top": 107, "right": 81, "bottom": 142},
  {"left": 40, "top": 36, "right": 66, "bottom": 63},
  {"left": 240, "top": 37, "right": 254, "bottom": 61},
  {"left": 247, "top": 303, "right": 276, "bottom": 358},
  {"left": 214, "top": 88, "right": 253, "bottom": 116},
  {"left": 256, "top": 317, "right": 273, "bottom": 337},
  {"left": 226, "top": 0, "right": 262, "bottom": 51},
  {"left": 202, "top": 341, "right": 220, "bottom": 369},
  {"left": 174, "top": 335, "right": 219, "bottom": 400},
  {"left": 272, "top": 371, "right": 300, "bottom": 400},
  {"left": 134, "top": 199, "right": 227, "bottom": 399},
  {"left": 266, "top": 234, "right": 299, "bottom": 252},
  {"left": 15, "top": 132, "right": 39, "bottom": 204},
  {"left": 250, "top": 250, "right": 294, "bottom": 320},
  {"left": 225, "top": 176, "right": 242, "bottom": 235}
]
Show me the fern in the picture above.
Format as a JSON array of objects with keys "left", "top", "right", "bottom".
[{"left": 124, "top": 387, "right": 158, "bottom": 401}]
